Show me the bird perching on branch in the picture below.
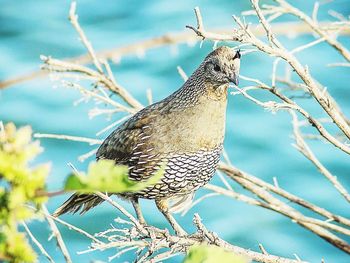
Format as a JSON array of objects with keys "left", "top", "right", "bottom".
[{"left": 54, "top": 46, "right": 241, "bottom": 236}]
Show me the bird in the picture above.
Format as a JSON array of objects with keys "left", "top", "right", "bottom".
[{"left": 54, "top": 46, "right": 241, "bottom": 235}]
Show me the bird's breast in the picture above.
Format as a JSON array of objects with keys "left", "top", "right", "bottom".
[{"left": 150, "top": 95, "right": 227, "bottom": 153}]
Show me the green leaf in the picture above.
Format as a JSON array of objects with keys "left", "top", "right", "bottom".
[
  {"left": 64, "top": 159, "right": 164, "bottom": 193},
  {"left": 64, "top": 173, "right": 87, "bottom": 190},
  {"left": 183, "top": 244, "right": 249, "bottom": 263}
]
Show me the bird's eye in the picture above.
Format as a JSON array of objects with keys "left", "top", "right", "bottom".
[{"left": 214, "top": 64, "right": 221, "bottom": 72}]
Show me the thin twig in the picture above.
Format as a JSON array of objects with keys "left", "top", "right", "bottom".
[
  {"left": 45, "top": 213, "right": 102, "bottom": 244},
  {"left": 274, "top": 0, "right": 350, "bottom": 62},
  {"left": 218, "top": 164, "right": 350, "bottom": 253},
  {"left": 193, "top": 214, "right": 304, "bottom": 263},
  {"left": 41, "top": 55, "right": 143, "bottom": 110},
  {"left": 96, "top": 192, "right": 147, "bottom": 234},
  {"left": 188, "top": 6, "right": 350, "bottom": 141},
  {"left": 239, "top": 75, "right": 350, "bottom": 155},
  {"left": 291, "top": 111, "right": 350, "bottom": 203},
  {"left": 219, "top": 163, "right": 350, "bottom": 227},
  {"left": 69, "top": 1, "right": 103, "bottom": 73},
  {"left": 22, "top": 221, "right": 55, "bottom": 263},
  {"left": 177, "top": 66, "right": 188, "bottom": 81},
  {"left": 42, "top": 205, "right": 72, "bottom": 263},
  {"left": 34, "top": 133, "right": 102, "bottom": 145}
]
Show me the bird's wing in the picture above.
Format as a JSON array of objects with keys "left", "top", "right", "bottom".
[
  {"left": 96, "top": 107, "right": 159, "bottom": 164},
  {"left": 96, "top": 126, "right": 141, "bottom": 163}
]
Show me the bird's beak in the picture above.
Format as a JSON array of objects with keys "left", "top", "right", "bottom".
[
  {"left": 229, "top": 49, "right": 241, "bottom": 86},
  {"left": 228, "top": 73, "right": 239, "bottom": 86}
]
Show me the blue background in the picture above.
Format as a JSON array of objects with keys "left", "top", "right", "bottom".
[{"left": 1, "top": 0, "right": 350, "bottom": 262}]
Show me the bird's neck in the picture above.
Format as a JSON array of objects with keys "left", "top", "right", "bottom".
[
  {"left": 174, "top": 69, "right": 229, "bottom": 107},
  {"left": 204, "top": 81, "right": 229, "bottom": 101}
]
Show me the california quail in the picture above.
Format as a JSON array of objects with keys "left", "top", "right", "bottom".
[{"left": 54, "top": 46, "right": 241, "bottom": 235}]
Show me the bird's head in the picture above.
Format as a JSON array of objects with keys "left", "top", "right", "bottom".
[{"left": 202, "top": 46, "right": 241, "bottom": 87}]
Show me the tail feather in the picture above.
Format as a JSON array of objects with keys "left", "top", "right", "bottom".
[{"left": 53, "top": 194, "right": 104, "bottom": 217}]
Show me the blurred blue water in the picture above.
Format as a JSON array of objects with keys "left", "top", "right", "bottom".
[{"left": 1, "top": 0, "right": 350, "bottom": 262}]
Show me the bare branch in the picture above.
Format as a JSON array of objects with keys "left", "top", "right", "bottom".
[
  {"left": 34, "top": 133, "right": 102, "bottom": 145},
  {"left": 274, "top": 0, "right": 350, "bottom": 62},
  {"left": 238, "top": 75, "right": 350, "bottom": 155},
  {"left": 96, "top": 192, "right": 147, "bottom": 234},
  {"left": 251, "top": 0, "right": 283, "bottom": 48},
  {"left": 69, "top": 1, "right": 103, "bottom": 73},
  {"left": 187, "top": 6, "right": 350, "bottom": 141},
  {"left": 327, "top": 62, "right": 350, "bottom": 67},
  {"left": 219, "top": 163, "right": 350, "bottom": 227},
  {"left": 193, "top": 214, "right": 304, "bottom": 263},
  {"left": 42, "top": 205, "right": 72, "bottom": 263},
  {"left": 177, "top": 66, "right": 188, "bottom": 81},
  {"left": 291, "top": 111, "right": 350, "bottom": 203},
  {"left": 44, "top": 213, "right": 102, "bottom": 244},
  {"left": 22, "top": 221, "right": 55, "bottom": 263},
  {"left": 41, "top": 55, "right": 143, "bottom": 110},
  {"left": 218, "top": 163, "right": 350, "bottom": 253}
]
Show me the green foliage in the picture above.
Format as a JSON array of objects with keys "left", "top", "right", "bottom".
[
  {"left": 1, "top": 124, "right": 244, "bottom": 263},
  {"left": 0, "top": 122, "right": 50, "bottom": 262},
  {"left": 0, "top": 227, "right": 37, "bottom": 263},
  {"left": 64, "top": 159, "right": 164, "bottom": 193},
  {"left": 0, "top": 122, "right": 164, "bottom": 262},
  {"left": 183, "top": 244, "right": 249, "bottom": 263}
]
